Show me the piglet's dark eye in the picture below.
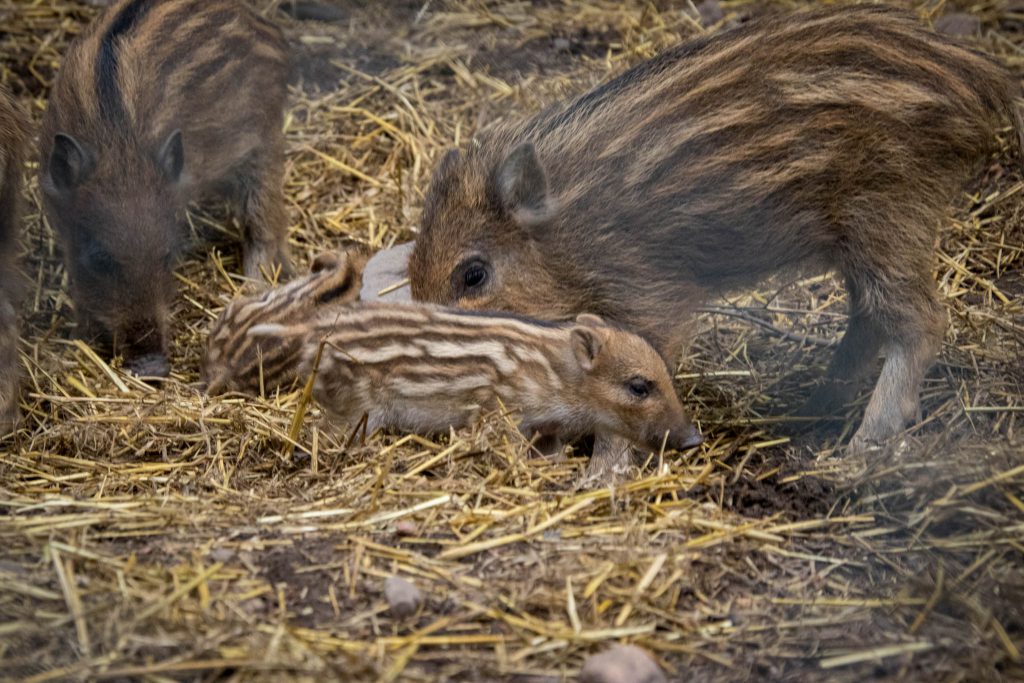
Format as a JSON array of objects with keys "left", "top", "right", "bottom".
[
  {"left": 627, "top": 377, "right": 652, "bottom": 399},
  {"left": 464, "top": 265, "right": 487, "bottom": 288},
  {"left": 452, "top": 256, "right": 491, "bottom": 297}
]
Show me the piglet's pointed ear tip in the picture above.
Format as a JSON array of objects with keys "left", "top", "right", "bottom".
[
  {"left": 311, "top": 251, "right": 342, "bottom": 273},
  {"left": 570, "top": 324, "right": 605, "bottom": 371},
  {"left": 574, "top": 313, "right": 606, "bottom": 328},
  {"left": 496, "top": 142, "right": 549, "bottom": 212}
]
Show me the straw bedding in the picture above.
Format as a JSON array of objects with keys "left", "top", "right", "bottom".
[{"left": 0, "top": 1, "right": 1021, "bottom": 680}]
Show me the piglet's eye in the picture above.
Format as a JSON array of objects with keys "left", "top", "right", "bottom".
[
  {"left": 627, "top": 377, "right": 653, "bottom": 399},
  {"left": 452, "top": 256, "right": 491, "bottom": 297},
  {"left": 464, "top": 265, "right": 487, "bottom": 288}
]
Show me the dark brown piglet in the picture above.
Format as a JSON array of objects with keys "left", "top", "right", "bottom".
[
  {"left": 0, "top": 87, "right": 26, "bottom": 433},
  {"left": 409, "top": 5, "right": 1022, "bottom": 451},
  {"left": 40, "top": 0, "right": 292, "bottom": 376}
]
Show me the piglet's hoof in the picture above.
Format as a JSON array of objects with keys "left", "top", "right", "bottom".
[
  {"left": 123, "top": 353, "right": 171, "bottom": 379},
  {"left": 579, "top": 645, "right": 667, "bottom": 683}
]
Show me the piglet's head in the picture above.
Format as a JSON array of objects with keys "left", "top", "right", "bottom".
[
  {"left": 41, "top": 130, "right": 188, "bottom": 377},
  {"left": 409, "top": 142, "right": 579, "bottom": 321},
  {"left": 570, "top": 314, "right": 702, "bottom": 454}
]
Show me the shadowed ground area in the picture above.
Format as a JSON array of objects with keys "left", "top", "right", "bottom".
[{"left": 0, "top": 0, "right": 1021, "bottom": 680}]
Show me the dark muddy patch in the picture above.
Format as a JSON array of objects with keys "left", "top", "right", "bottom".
[{"left": 280, "top": 0, "right": 425, "bottom": 91}]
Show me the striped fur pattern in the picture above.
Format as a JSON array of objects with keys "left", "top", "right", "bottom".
[
  {"left": 254, "top": 303, "right": 702, "bottom": 453},
  {"left": 0, "top": 87, "right": 26, "bottom": 433},
  {"left": 408, "top": 5, "right": 1022, "bottom": 450},
  {"left": 203, "top": 250, "right": 367, "bottom": 395},
  {"left": 39, "top": 0, "right": 292, "bottom": 376}
]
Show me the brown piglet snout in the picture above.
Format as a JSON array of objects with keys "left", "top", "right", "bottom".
[{"left": 661, "top": 417, "right": 703, "bottom": 452}]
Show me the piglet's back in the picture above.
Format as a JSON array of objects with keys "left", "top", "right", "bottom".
[
  {"left": 41, "top": 0, "right": 289, "bottom": 185},
  {"left": 203, "top": 251, "right": 367, "bottom": 395}
]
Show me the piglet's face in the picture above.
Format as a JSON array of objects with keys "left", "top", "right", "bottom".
[
  {"left": 41, "top": 131, "right": 187, "bottom": 376},
  {"left": 409, "top": 144, "right": 576, "bottom": 322},
  {"left": 571, "top": 315, "right": 702, "bottom": 453}
]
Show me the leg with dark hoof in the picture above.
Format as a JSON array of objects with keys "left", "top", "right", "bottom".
[
  {"left": 847, "top": 280, "right": 943, "bottom": 452},
  {"left": 798, "top": 279, "right": 884, "bottom": 419}
]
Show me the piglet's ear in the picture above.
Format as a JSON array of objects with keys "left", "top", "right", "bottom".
[
  {"left": 495, "top": 142, "right": 555, "bottom": 232},
  {"left": 425, "top": 150, "right": 460, "bottom": 200},
  {"left": 48, "top": 133, "right": 94, "bottom": 193},
  {"left": 435, "top": 148, "right": 461, "bottom": 181},
  {"left": 575, "top": 313, "right": 606, "bottom": 328},
  {"left": 570, "top": 324, "right": 608, "bottom": 372},
  {"left": 157, "top": 130, "right": 185, "bottom": 183}
]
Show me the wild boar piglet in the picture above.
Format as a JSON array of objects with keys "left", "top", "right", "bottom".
[
  {"left": 203, "top": 250, "right": 366, "bottom": 395},
  {"left": 408, "top": 5, "right": 1023, "bottom": 450},
  {"left": 0, "top": 87, "right": 26, "bottom": 433},
  {"left": 252, "top": 304, "right": 703, "bottom": 454},
  {"left": 40, "top": 0, "right": 292, "bottom": 377}
]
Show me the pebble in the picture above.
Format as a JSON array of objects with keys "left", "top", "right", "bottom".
[
  {"left": 934, "top": 13, "right": 981, "bottom": 37},
  {"left": 696, "top": 0, "right": 724, "bottom": 27},
  {"left": 579, "top": 645, "right": 667, "bottom": 683},
  {"left": 384, "top": 575, "right": 423, "bottom": 618},
  {"left": 394, "top": 520, "right": 418, "bottom": 536}
]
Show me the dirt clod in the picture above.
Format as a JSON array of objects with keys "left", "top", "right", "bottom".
[
  {"left": 384, "top": 575, "right": 423, "bottom": 618},
  {"left": 579, "top": 645, "right": 667, "bottom": 683}
]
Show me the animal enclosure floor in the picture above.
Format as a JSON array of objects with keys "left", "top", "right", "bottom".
[{"left": 1, "top": 1, "right": 1022, "bottom": 681}]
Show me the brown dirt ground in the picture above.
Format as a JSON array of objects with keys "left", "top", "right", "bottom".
[{"left": 1, "top": 0, "right": 1022, "bottom": 681}]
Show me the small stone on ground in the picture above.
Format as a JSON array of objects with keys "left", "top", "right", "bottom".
[
  {"left": 579, "top": 645, "right": 667, "bottom": 683},
  {"left": 384, "top": 575, "right": 423, "bottom": 618}
]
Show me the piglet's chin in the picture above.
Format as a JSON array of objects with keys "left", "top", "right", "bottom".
[{"left": 123, "top": 352, "right": 171, "bottom": 379}]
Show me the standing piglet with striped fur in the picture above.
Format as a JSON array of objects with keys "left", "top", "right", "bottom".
[
  {"left": 0, "top": 87, "right": 26, "bottom": 433},
  {"left": 39, "top": 0, "right": 292, "bottom": 377},
  {"left": 253, "top": 303, "right": 703, "bottom": 458}
]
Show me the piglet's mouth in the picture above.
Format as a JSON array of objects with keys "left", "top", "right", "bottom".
[{"left": 122, "top": 352, "right": 171, "bottom": 378}]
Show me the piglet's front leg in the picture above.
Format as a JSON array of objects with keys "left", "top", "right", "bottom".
[{"left": 581, "top": 433, "right": 636, "bottom": 488}]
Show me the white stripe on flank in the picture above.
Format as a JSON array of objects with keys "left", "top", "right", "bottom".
[
  {"left": 510, "top": 344, "right": 560, "bottom": 387},
  {"left": 394, "top": 374, "right": 493, "bottom": 398},
  {"left": 434, "top": 310, "right": 565, "bottom": 339},
  {"left": 338, "top": 342, "right": 425, "bottom": 365},
  {"left": 417, "top": 339, "right": 517, "bottom": 374}
]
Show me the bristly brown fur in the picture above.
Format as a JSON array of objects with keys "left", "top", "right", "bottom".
[
  {"left": 0, "top": 85, "right": 26, "bottom": 433},
  {"left": 38, "top": 0, "right": 292, "bottom": 375},
  {"left": 203, "top": 250, "right": 367, "bottom": 395},
  {"left": 408, "top": 4, "right": 1022, "bottom": 450},
  {"left": 255, "top": 302, "right": 701, "bottom": 453}
]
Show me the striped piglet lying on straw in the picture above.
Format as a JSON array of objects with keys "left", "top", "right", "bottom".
[
  {"left": 249, "top": 302, "right": 703, "bottom": 457},
  {"left": 202, "top": 250, "right": 367, "bottom": 395}
]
